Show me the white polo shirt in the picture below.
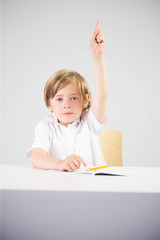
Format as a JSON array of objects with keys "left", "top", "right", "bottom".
[{"left": 27, "top": 110, "right": 107, "bottom": 166}]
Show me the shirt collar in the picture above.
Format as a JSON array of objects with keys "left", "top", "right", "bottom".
[{"left": 49, "top": 112, "right": 81, "bottom": 128}]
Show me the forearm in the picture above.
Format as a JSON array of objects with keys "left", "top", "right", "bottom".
[
  {"left": 90, "top": 21, "right": 108, "bottom": 122},
  {"left": 93, "top": 54, "right": 108, "bottom": 99},
  {"left": 31, "top": 148, "right": 61, "bottom": 170}
]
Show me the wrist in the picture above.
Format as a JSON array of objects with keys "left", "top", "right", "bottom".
[
  {"left": 92, "top": 52, "right": 105, "bottom": 62},
  {"left": 92, "top": 54, "right": 105, "bottom": 66},
  {"left": 56, "top": 159, "right": 64, "bottom": 171}
]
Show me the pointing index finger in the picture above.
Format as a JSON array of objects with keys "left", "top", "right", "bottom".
[
  {"left": 75, "top": 155, "right": 87, "bottom": 167},
  {"left": 95, "top": 20, "right": 100, "bottom": 32}
]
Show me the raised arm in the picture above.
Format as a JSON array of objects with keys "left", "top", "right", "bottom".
[{"left": 90, "top": 20, "right": 108, "bottom": 123}]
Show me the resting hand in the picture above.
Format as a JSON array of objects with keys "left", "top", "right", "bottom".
[
  {"left": 58, "top": 154, "right": 87, "bottom": 172},
  {"left": 90, "top": 20, "right": 106, "bottom": 57}
]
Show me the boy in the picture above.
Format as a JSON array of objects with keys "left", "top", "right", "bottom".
[{"left": 27, "top": 21, "right": 108, "bottom": 171}]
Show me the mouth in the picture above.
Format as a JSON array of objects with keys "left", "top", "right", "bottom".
[{"left": 62, "top": 112, "right": 74, "bottom": 115}]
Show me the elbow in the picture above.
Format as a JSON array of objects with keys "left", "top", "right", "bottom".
[
  {"left": 31, "top": 150, "right": 39, "bottom": 169},
  {"left": 103, "top": 90, "right": 108, "bottom": 99},
  {"left": 31, "top": 156, "right": 37, "bottom": 169},
  {"left": 31, "top": 148, "right": 48, "bottom": 170},
  {"left": 95, "top": 92, "right": 107, "bottom": 99},
  {"left": 97, "top": 94, "right": 107, "bottom": 102},
  {"left": 103, "top": 94, "right": 108, "bottom": 101}
]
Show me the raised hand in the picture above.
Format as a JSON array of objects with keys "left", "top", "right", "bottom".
[{"left": 90, "top": 20, "right": 106, "bottom": 57}]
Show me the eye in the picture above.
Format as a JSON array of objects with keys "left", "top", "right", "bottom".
[
  {"left": 71, "top": 97, "right": 78, "bottom": 100},
  {"left": 56, "top": 98, "right": 63, "bottom": 102}
]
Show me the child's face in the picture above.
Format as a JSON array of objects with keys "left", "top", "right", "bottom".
[{"left": 48, "top": 83, "right": 89, "bottom": 127}]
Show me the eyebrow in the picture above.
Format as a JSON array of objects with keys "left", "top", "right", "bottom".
[{"left": 55, "top": 93, "right": 79, "bottom": 97}]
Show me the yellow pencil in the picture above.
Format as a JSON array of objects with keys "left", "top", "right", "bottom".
[{"left": 88, "top": 165, "right": 108, "bottom": 171}]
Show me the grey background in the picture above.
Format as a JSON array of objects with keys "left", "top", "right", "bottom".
[{"left": 1, "top": 0, "right": 160, "bottom": 167}]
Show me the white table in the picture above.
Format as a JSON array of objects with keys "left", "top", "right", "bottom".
[{"left": 1, "top": 165, "right": 160, "bottom": 240}]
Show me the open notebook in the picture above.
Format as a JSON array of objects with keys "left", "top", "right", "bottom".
[{"left": 47, "top": 166, "right": 143, "bottom": 177}]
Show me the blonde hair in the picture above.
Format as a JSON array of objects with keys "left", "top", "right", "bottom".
[{"left": 44, "top": 69, "right": 91, "bottom": 110}]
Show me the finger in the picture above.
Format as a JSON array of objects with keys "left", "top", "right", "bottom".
[
  {"left": 91, "top": 21, "right": 100, "bottom": 42},
  {"left": 96, "top": 37, "right": 105, "bottom": 44},
  {"left": 68, "top": 160, "right": 78, "bottom": 170},
  {"left": 74, "top": 155, "right": 87, "bottom": 167},
  {"left": 96, "top": 36, "right": 104, "bottom": 43},
  {"left": 96, "top": 31, "right": 102, "bottom": 39},
  {"left": 96, "top": 31, "right": 104, "bottom": 41},
  {"left": 65, "top": 162, "right": 73, "bottom": 172},
  {"left": 95, "top": 20, "right": 100, "bottom": 32},
  {"left": 96, "top": 34, "right": 101, "bottom": 43},
  {"left": 72, "top": 159, "right": 81, "bottom": 168}
]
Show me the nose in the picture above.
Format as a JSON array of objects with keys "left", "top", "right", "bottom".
[
  {"left": 64, "top": 100, "right": 71, "bottom": 109},
  {"left": 64, "top": 105, "right": 70, "bottom": 109}
]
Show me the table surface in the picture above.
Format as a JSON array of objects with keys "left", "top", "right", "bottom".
[{"left": 1, "top": 164, "right": 160, "bottom": 193}]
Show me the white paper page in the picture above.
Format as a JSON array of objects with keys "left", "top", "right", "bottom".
[
  {"left": 47, "top": 167, "right": 92, "bottom": 175},
  {"left": 47, "top": 167, "right": 143, "bottom": 176},
  {"left": 95, "top": 167, "right": 143, "bottom": 176}
]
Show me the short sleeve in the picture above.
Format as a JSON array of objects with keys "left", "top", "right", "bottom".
[
  {"left": 26, "top": 121, "right": 51, "bottom": 158},
  {"left": 84, "top": 110, "right": 107, "bottom": 135}
]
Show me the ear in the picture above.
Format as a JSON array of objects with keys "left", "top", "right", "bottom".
[
  {"left": 47, "top": 98, "right": 54, "bottom": 112},
  {"left": 83, "top": 94, "right": 90, "bottom": 109},
  {"left": 48, "top": 106, "right": 53, "bottom": 112},
  {"left": 47, "top": 102, "right": 53, "bottom": 112}
]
